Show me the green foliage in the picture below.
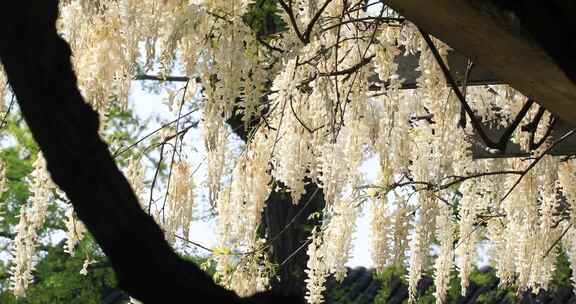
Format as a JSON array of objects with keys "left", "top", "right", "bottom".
[
  {"left": 103, "top": 104, "right": 149, "bottom": 165},
  {"left": 0, "top": 239, "right": 215, "bottom": 303},
  {"left": 0, "top": 117, "right": 36, "bottom": 228},
  {"left": 0, "top": 108, "right": 139, "bottom": 302},
  {"left": 471, "top": 269, "right": 515, "bottom": 304},
  {"left": 373, "top": 265, "right": 406, "bottom": 304},
  {"left": 550, "top": 247, "right": 573, "bottom": 293},
  {"left": 0, "top": 237, "right": 117, "bottom": 304},
  {"left": 0, "top": 106, "right": 214, "bottom": 302},
  {"left": 369, "top": 257, "right": 574, "bottom": 304},
  {"left": 243, "top": 0, "right": 286, "bottom": 36}
]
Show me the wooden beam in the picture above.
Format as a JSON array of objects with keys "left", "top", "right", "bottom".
[
  {"left": 383, "top": 0, "right": 576, "bottom": 123},
  {"left": 369, "top": 50, "right": 500, "bottom": 90}
]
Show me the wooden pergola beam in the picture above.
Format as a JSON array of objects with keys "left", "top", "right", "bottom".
[{"left": 383, "top": 0, "right": 576, "bottom": 123}]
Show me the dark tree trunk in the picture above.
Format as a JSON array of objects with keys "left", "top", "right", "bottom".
[
  {"left": 263, "top": 182, "right": 325, "bottom": 298},
  {"left": 0, "top": 2, "right": 301, "bottom": 303},
  {"left": 228, "top": 106, "right": 326, "bottom": 299},
  {"left": 225, "top": 14, "right": 327, "bottom": 299}
]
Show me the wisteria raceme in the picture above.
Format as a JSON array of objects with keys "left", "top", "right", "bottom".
[
  {"left": 78, "top": 256, "right": 98, "bottom": 276},
  {"left": 564, "top": 229, "right": 576, "bottom": 292},
  {"left": 455, "top": 181, "right": 479, "bottom": 296},
  {"left": 0, "top": 159, "right": 7, "bottom": 223},
  {"left": 64, "top": 204, "right": 87, "bottom": 255},
  {"left": 416, "top": 38, "right": 450, "bottom": 119},
  {"left": 318, "top": 142, "right": 348, "bottom": 205},
  {"left": 126, "top": 157, "right": 147, "bottom": 207},
  {"left": 508, "top": 171, "right": 540, "bottom": 291},
  {"left": 29, "top": 155, "right": 53, "bottom": 230},
  {"left": 242, "top": 132, "right": 274, "bottom": 240},
  {"left": 559, "top": 160, "right": 576, "bottom": 225},
  {"left": 434, "top": 203, "right": 455, "bottom": 304},
  {"left": 216, "top": 239, "right": 273, "bottom": 297},
  {"left": 8, "top": 154, "right": 54, "bottom": 297},
  {"left": 268, "top": 58, "right": 311, "bottom": 203},
  {"left": 370, "top": 195, "right": 392, "bottom": 273},
  {"left": 305, "top": 227, "right": 327, "bottom": 304},
  {"left": 166, "top": 160, "right": 195, "bottom": 243},
  {"left": 391, "top": 195, "right": 411, "bottom": 268},
  {"left": 374, "top": 27, "right": 401, "bottom": 83},
  {"left": 529, "top": 158, "right": 561, "bottom": 291},
  {"left": 203, "top": 100, "right": 229, "bottom": 205},
  {"left": 407, "top": 192, "right": 437, "bottom": 303},
  {"left": 397, "top": 22, "right": 420, "bottom": 55},
  {"left": 323, "top": 196, "right": 357, "bottom": 282},
  {"left": 0, "top": 68, "right": 7, "bottom": 114},
  {"left": 10, "top": 209, "right": 36, "bottom": 298}
]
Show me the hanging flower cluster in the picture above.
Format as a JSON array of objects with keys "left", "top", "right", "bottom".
[
  {"left": 0, "top": 159, "right": 8, "bottom": 223},
  {"left": 165, "top": 160, "right": 196, "bottom": 243},
  {"left": 64, "top": 204, "right": 87, "bottom": 255},
  {"left": 304, "top": 227, "right": 327, "bottom": 304},
  {"left": 9, "top": 154, "right": 54, "bottom": 297}
]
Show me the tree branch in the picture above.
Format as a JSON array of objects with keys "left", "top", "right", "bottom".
[
  {"left": 301, "top": 0, "right": 333, "bottom": 43},
  {"left": 420, "top": 28, "right": 535, "bottom": 152},
  {"left": 277, "top": 0, "right": 305, "bottom": 43},
  {"left": 133, "top": 74, "right": 190, "bottom": 82},
  {"left": 318, "top": 54, "right": 375, "bottom": 77},
  {"left": 500, "top": 128, "right": 576, "bottom": 203}
]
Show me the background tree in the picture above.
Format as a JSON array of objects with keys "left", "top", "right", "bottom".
[{"left": 0, "top": 108, "right": 152, "bottom": 303}]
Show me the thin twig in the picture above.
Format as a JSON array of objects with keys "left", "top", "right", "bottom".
[
  {"left": 289, "top": 96, "right": 314, "bottom": 133},
  {"left": 142, "top": 124, "right": 198, "bottom": 154},
  {"left": 148, "top": 144, "right": 165, "bottom": 214},
  {"left": 280, "top": 238, "right": 312, "bottom": 267},
  {"left": 301, "top": 0, "right": 334, "bottom": 42},
  {"left": 277, "top": 0, "right": 305, "bottom": 43},
  {"left": 0, "top": 92, "right": 15, "bottom": 129},
  {"left": 113, "top": 108, "right": 199, "bottom": 158},
  {"left": 134, "top": 74, "right": 190, "bottom": 82},
  {"left": 161, "top": 80, "right": 190, "bottom": 219},
  {"left": 458, "top": 60, "right": 473, "bottom": 128},
  {"left": 321, "top": 16, "right": 404, "bottom": 32},
  {"left": 318, "top": 54, "right": 375, "bottom": 77},
  {"left": 357, "top": 170, "right": 523, "bottom": 195},
  {"left": 543, "top": 223, "right": 572, "bottom": 259},
  {"left": 175, "top": 234, "right": 213, "bottom": 253},
  {"left": 500, "top": 128, "right": 576, "bottom": 203}
]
